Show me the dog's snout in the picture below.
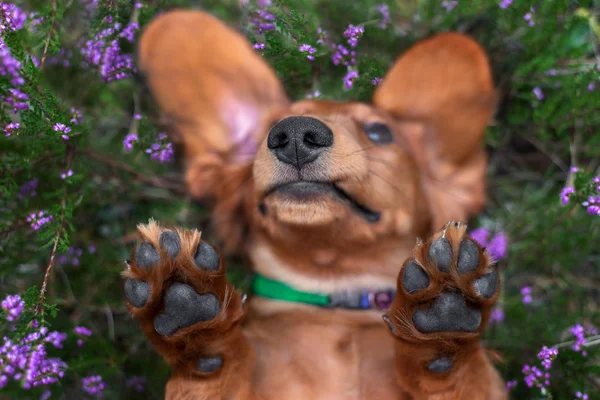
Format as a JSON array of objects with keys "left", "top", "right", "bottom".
[{"left": 267, "top": 116, "right": 333, "bottom": 168}]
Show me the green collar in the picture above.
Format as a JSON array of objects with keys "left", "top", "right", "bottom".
[{"left": 251, "top": 273, "right": 396, "bottom": 311}]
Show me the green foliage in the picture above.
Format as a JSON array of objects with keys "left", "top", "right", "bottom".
[{"left": 0, "top": 0, "right": 598, "bottom": 399}]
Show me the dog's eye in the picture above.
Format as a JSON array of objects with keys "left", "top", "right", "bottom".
[{"left": 364, "top": 123, "right": 393, "bottom": 145}]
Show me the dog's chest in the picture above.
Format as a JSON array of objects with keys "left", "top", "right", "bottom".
[{"left": 243, "top": 313, "right": 404, "bottom": 400}]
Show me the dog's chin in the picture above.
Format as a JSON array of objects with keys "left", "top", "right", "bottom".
[{"left": 260, "top": 182, "right": 381, "bottom": 226}]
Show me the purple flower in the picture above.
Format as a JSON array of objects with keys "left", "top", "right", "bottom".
[
  {"left": 0, "top": 38, "right": 25, "bottom": 86},
  {"left": 576, "top": 392, "right": 590, "bottom": 400},
  {"left": 343, "top": 71, "right": 359, "bottom": 90},
  {"left": 4, "top": 122, "right": 19, "bottom": 137},
  {"left": 53, "top": 123, "right": 72, "bottom": 141},
  {"left": 537, "top": 346, "right": 558, "bottom": 369},
  {"left": 331, "top": 44, "right": 356, "bottom": 67},
  {"left": 134, "top": 113, "right": 142, "bottom": 120},
  {"left": 2, "top": 294, "right": 25, "bottom": 322},
  {"left": 371, "top": 77, "right": 382, "bottom": 86},
  {"left": 533, "top": 86, "right": 544, "bottom": 100},
  {"left": 343, "top": 24, "right": 364, "bottom": 48},
  {"left": 123, "top": 133, "right": 138, "bottom": 152},
  {"left": 505, "top": 380, "right": 517, "bottom": 390},
  {"left": 118, "top": 22, "right": 139, "bottom": 43},
  {"left": 126, "top": 376, "right": 146, "bottom": 392},
  {"left": 489, "top": 307, "right": 504, "bottom": 324},
  {"left": 82, "top": 375, "right": 106, "bottom": 397},
  {"left": 570, "top": 324, "right": 598, "bottom": 356},
  {"left": 17, "top": 178, "right": 38, "bottom": 199},
  {"left": 589, "top": 83, "right": 596, "bottom": 91},
  {"left": 469, "top": 228, "right": 490, "bottom": 247},
  {"left": 587, "top": 205, "right": 600, "bottom": 216},
  {"left": 145, "top": 133, "right": 174, "bottom": 163},
  {"left": 442, "top": 1, "right": 458, "bottom": 12},
  {"left": 316, "top": 27, "right": 329, "bottom": 46},
  {"left": 305, "top": 89, "right": 321, "bottom": 99},
  {"left": 60, "top": 169, "right": 74, "bottom": 180},
  {"left": 0, "top": 3, "right": 27, "bottom": 32},
  {"left": 253, "top": 42, "right": 265, "bottom": 50},
  {"left": 560, "top": 186, "right": 575, "bottom": 205},
  {"left": 376, "top": 4, "right": 390, "bottom": 29},
  {"left": 499, "top": 0, "right": 513, "bottom": 8},
  {"left": 4, "top": 88, "right": 29, "bottom": 112},
  {"left": 74, "top": 326, "right": 93, "bottom": 337},
  {"left": 488, "top": 232, "right": 508, "bottom": 260},
  {"left": 45, "top": 332, "right": 67, "bottom": 349},
  {"left": 299, "top": 44, "right": 317, "bottom": 61},
  {"left": 524, "top": 7, "right": 535, "bottom": 27},
  {"left": 521, "top": 286, "right": 532, "bottom": 304},
  {"left": 26, "top": 211, "right": 53, "bottom": 230},
  {"left": 70, "top": 107, "right": 84, "bottom": 125}
]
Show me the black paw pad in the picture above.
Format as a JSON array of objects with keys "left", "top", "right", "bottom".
[
  {"left": 159, "top": 231, "right": 181, "bottom": 259},
  {"left": 413, "top": 292, "right": 481, "bottom": 333},
  {"left": 428, "top": 357, "right": 452, "bottom": 373},
  {"left": 135, "top": 242, "right": 159, "bottom": 269},
  {"left": 125, "top": 278, "right": 150, "bottom": 308},
  {"left": 197, "top": 357, "right": 223, "bottom": 373},
  {"left": 194, "top": 241, "right": 220, "bottom": 271},
  {"left": 402, "top": 260, "right": 430, "bottom": 293},
  {"left": 474, "top": 268, "right": 498, "bottom": 299},
  {"left": 428, "top": 237, "right": 453, "bottom": 272},
  {"left": 154, "top": 283, "right": 220, "bottom": 336},
  {"left": 457, "top": 239, "right": 479, "bottom": 274}
]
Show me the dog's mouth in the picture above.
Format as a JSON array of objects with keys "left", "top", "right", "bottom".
[{"left": 263, "top": 181, "right": 381, "bottom": 223}]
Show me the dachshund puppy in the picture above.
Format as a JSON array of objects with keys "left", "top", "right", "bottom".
[{"left": 123, "top": 9, "right": 506, "bottom": 399}]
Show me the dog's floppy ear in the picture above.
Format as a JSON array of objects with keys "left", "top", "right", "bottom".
[
  {"left": 138, "top": 10, "right": 289, "bottom": 198},
  {"left": 373, "top": 33, "right": 497, "bottom": 229}
]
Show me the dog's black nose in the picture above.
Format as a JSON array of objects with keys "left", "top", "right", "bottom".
[{"left": 267, "top": 116, "right": 333, "bottom": 169}]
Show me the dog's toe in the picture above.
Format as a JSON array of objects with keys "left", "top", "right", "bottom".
[
  {"left": 125, "top": 278, "right": 150, "bottom": 308},
  {"left": 427, "top": 357, "right": 453, "bottom": 373},
  {"left": 135, "top": 242, "right": 160, "bottom": 269},
  {"left": 194, "top": 241, "right": 220, "bottom": 271},
  {"left": 154, "top": 283, "right": 220, "bottom": 336},
  {"left": 457, "top": 239, "right": 479, "bottom": 273},
  {"left": 159, "top": 231, "right": 181, "bottom": 259},
  {"left": 402, "top": 260, "right": 430, "bottom": 293},
  {"left": 196, "top": 357, "right": 223, "bottom": 373},
  {"left": 427, "top": 237, "right": 453, "bottom": 272},
  {"left": 473, "top": 269, "right": 498, "bottom": 298}
]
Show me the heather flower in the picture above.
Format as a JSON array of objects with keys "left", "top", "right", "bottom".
[
  {"left": 53, "top": 123, "right": 72, "bottom": 140},
  {"left": 126, "top": 376, "right": 146, "bottom": 392},
  {"left": 82, "top": 375, "right": 106, "bottom": 397},
  {"left": 4, "top": 121, "right": 19, "bottom": 137},
  {"left": 371, "top": 77, "right": 382, "bottom": 86},
  {"left": 343, "top": 71, "right": 359, "bottom": 90},
  {"left": 499, "top": 0, "right": 513, "bottom": 8},
  {"left": 250, "top": 3, "right": 276, "bottom": 34},
  {"left": 442, "top": 1, "right": 458, "bottom": 12},
  {"left": 469, "top": 228, "right": 490, "bottom": 247},
  {"left": 74, "top": 326, "right": 93, "bottom": 337},
  {"left": 88, "top": 245, "right": 97, "bottom": 254},
  {"left": 505, "top": 380, "right": 517, "bottom": 390},
  {"left": 376, "top": 4, "right": 390, "bottom": 29},
  {"left": 316, "top": 27, "right": 329, "bottom": 46},
  {"left": 41, "top": 391, "right": 52, "bottom": 400},
  {"left": 123, "top": 133, "right": 138, "bottom": 152},
  {"left": 134, "top": 113, "right": 142, "bottom": 120},
  {"left": 2, "top": 294, "right": 25, "bottom": 322},
  {"left": 521, "top": 286, "right": 532, "bottom": 304},
  {"left": 332, "top": 44, "right": 356, "bottom": 67},
  {"left": 0, "top": 39, "right": 25, "bottom": 86},
  {"left": 253, "top": 42, "right": 265, "bottom": 50},
  {"left": 533, "top": 86, "right": 543, "bottom": 100},
  {"left": 70, "top": 107, "right": 83, "bottom": 125},
  {"left": 0, "top": 2, "right": 27, "bottom": 32},
  {"left": 570, "top": 324, "right": 598, "bottom": 356},
  {"left": 576, "top": 392, "right": 589, "bottom": 400},
  {"left": 299, "top": 44, "right": 317, "bottom": 61},
  {"left": 118, "top": 22, "right": 139, "bottom": 43},
  {"left": 488, "top": 232, "right": 508, "bottom": 260},
  {"left": 524, "top": 7, "right": 535, "bottom": 27},
  {"left": 305, "top": 89, "right": 321, "bottom": 99},
  {"left": 537, "top": 346, "right": 558, "bottom": 369},
  {"left": 489, "top": 307, "right": 504, "bottom": 324},
  {"left": 60, "top": 169, "right": 74, "bottom": 180},
  {"left": 343, "top": 24, "right": 364, "bottom": 48},
  {"left": 17, "top": 178, "right": 38, "bottom": 199},
  {"left": 45, "top": 332, "right": 67, "bottom": 349},
  {"left": 145, "top": 133, "right": 174, "bottom": 163},
  {"left": 4, "top": 88, "right": 29, "bottom": 112},
  {"left": 26, "top": 211, "right": 53, "bottom": 231},
  {"left": 589, "top": 83, "right": 596, "bottom": 91},
  {"left": 560, "top": 186, "right": 575, "bottom": 205}
]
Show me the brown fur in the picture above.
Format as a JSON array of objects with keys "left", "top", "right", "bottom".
[{"left": 128, "top": 9, "right": 507, "bottom": 399}]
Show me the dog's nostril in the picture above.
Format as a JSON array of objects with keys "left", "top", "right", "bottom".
[
  {"left": 267, "top": 131, "right": 289, "bottom": 150},
  {"left": 303, "top": 130, "right": 333, "bottom": 148}
]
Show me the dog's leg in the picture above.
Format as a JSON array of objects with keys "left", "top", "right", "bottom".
[
  {"left": 384, "top": 221, "right": 507, "bottom": 400},
  {"left": 123, "top": 221, "right": 253, "bottom": 399}
]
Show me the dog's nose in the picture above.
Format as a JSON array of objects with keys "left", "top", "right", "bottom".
[{"left": 267, "top": 116, "right": 333, "bottom": 168}]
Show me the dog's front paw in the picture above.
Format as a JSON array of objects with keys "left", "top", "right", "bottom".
[
  {"left": 385, "top": 221, "right": 499, "bottom": 370},
  {"left": 123, "top": 221, "right": 245, "bottom": 374}
]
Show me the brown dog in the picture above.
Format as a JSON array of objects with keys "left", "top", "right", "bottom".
[{"left": 123, "top": 9, "right": 506, "bottom": 399}]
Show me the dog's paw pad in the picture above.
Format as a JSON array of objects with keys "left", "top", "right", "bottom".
[
  {"left": 402, "top": 260, "right": 430, "bottom": 293},
  {"left": 159, "top": 231, "right": 181, "bottom": 259},
  {"left": 427, "top": 357, "right": 453, "bottom": 373},
  {"left": 474, "top": 269, "right": 498, "bottom": 299},
  {"left": 135, "top": 242, "right": 160, "bottom": 269},
  {"left": 154, "top": 283, "right": 220, "bottom": 336},
  {"left": 194, "top": 241, "right": 220, "bottom": 271},
  {"left": 196, "top": 357, "right": 223, "bottom": 373},
  {"left": 125, "top": 278, "right": 150, "bottom": 308},
  {"left": 428, "top": 237, "right": 453, "bottom": 272},
  {"left": 457, "top": 239, "right": 479, "bottom": 274},
  {"left": 413, "top": 292, "right": 481, "bottom": 333}
]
